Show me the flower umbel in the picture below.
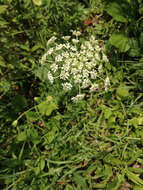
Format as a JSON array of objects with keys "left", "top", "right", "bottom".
[
  {"left": 40, "top": 33, "right": 110, "bottom": 101},
  {"left": 71, "top": 94, "right": 85, "bottom": 102},
  {"left": 105, "top": 76, "right": 110, "bottom": 91}
]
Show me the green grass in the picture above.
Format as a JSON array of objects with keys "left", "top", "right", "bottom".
[
  {"left": 1, "top": 83, "right": 143, "bottom": 189},
  {"left": 1, "top": 0, "right": 143, "bottom": 189}
]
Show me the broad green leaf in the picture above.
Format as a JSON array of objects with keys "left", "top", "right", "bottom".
[
  {"left": 129, "top": 117, "right": 138, "bottom": 128},
  {"left": 38, "top": 96, "right": 57, "bottom": 116},
  {"left": 116, "top": 86, "right": 130, "bottom": 98},
  {"left": 17, "top": 132, "right": 27, "bottom": 142},
  {"left": 0, "top": 5, "right": 7, "bottom": 14},
  {"left": 104, "top": 108, "right": 112, "bottom": 119},
  {"left": 44, "top": 126, "right": 58, "bottom": 143},
  {"left": 46, "top": 131, "right": 55, "bottom": 143},
  {"left": 28, "top": 128, "right": 40, "bottom": 144},
  {"left": 33, "top": 167, "right": 40, "bottom": 175},
  {"left": 104, "top": 2, "right": 126, "bottom": 22},
  {"left": 109, "top": 33, "right": 130, "bottom": 52},
  {"left": 34, "top": 67, "right": 49, "bottom": 81},
  {"left": 32, "top": 0, "right": 42, "bottom": 6},
  {"left": 26, "top": 111, "right": 39, "bottom": 122}
]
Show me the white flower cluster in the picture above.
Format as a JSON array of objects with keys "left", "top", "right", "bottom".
[{"left": 40, "top": 30, "right": 110, "bottom": 102}]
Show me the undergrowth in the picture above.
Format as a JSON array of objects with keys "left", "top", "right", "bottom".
[{"left": 0, "top": 0, "right": 143, "bottom": 189}]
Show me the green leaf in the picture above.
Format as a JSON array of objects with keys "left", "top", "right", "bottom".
[
  {"left": 126, "top": 170, "right": 143, "bottom": 185},
  {"left": 12, "top": 120, "right": 18, "bottom": 127},
  {"left": 104, "top": 108, "right": 112, "bottom": 119},
  {"left": 33, "top": 167, "right": 40, "bottom": 175},
  {"left": 26, "top": 111, "right": 39, "bottom": 122},
  {"left": 0, "top": 19, "right": 8, "bottom": 27},
  {"left": 18, "top": 44, "right": 29, "bottom": 51},
  {"left": 0, "top": 56, "right": 6, "bottom": 67},
  {"left": 44, "top": 126, "right": 58, "bottom": 143},
  {"left": 31, "top": 44, "right": 42, "bottom": 52},
  {"left": 32, "top": 0, "right": 42, "bottom": 6},
  {"left": 104, "top": 2, "right": 126, "bottom": 22},
  {"left": 17, "top": 132, "right": 27, "bottom": 142},
  {"left": 12, "top": 94, "right": 28, "bottom": 112},
  {"left": 134, "top": 186, "right": 143, "bottom": 190},
  {"left": 129, "top": 117, "right": 139, "bottom": 128},
  {"left": 38, "top": 96, "right": 57, "bottom": 116},
  {"left": 106, "top": 175, "right": 124, "bottom": 190},
  {"left": 0, "top": 5, "right": 7, "bottom": 14},
  {"left": 128, "top": 38, "right": 140, "bottom": 57},
  {"left": 28, "top": 128, "right": 41, "bottom": 145},
  {"left": 116, "top": 86, "right": 130, "bottom": 99},
  {"left": 73, "top": 173, "right": 87, "bottom": 188},
  {"left": 139, "top": 32, "right": 143, "bottom": 49},
  {"left": 40, "top": 158, "right": 45, "bottom": 170},
  {"left": 109, "top": 33, "right": 130, "bottom": 52},
  {"left": 138, "top": 117, "right": 143, "bottom": 125},
  {"left": 104, "top": 154, "right": 123, "bottom": 166}
]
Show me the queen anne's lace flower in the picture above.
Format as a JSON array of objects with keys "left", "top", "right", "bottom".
[
  {"left": 47, "top": 36, "right": 57, "bottom": 46},
  {"left": 62, "top": 83, "right": 72, "bottom": 91},
  {"left": 105, "top": 76, "right": 110, "bottom": 91},
  {"left": 40, "top": 53, "right": 47, "bottom": 64},
  {"left": 62, "top": 52, "right": 69, "bottom": 58},
  {"left": 72, "top": 30, "right": 81, "bottom": 37},
  {"left": 47, "top": 71, "right": 54, "bottom": 84},
  {"left": 50, "top": 63, "right": 58, "bottom": 73},
  {"left": 40, "top": 32, "right": 110, "bottom": 102},
  {"left": 62, "top": 63, "right": 70, "bottom": 72},
  {"left": 62, "top": 36, "right": 71, "bottom": 41},
  {"left": 74, "top": 74, "right": 82, "bottom": 84},
  {"left": 60, "top": 71, "right": 69, "bottom": 80},
  {"left": 82, "top": 79, "right": 91, "bottom": 89},
  {"left": 103, "top": 54, "right": 109, "bottom": 62},
  {"left": 82, "top": 69, "right": 89, "bottom": 78},
  {"left": 64, "top": 42, "right": 70, "bottom": 49},
  {"left": 98, "top": 64, "right": 103, "bottom": 73},
  {"left": 72, "top": 39, "right": 79, "bottom": 44},
  {"left": 70, "top": 46, "right": 77, "bottom": 52},
  {"left": 71, "top": 68, "right": 79, "bottom": 75},
  {"left": 95, "top": 53, "right": 100, "bottom": 61},
  {"left": 56, "top": 44, "right": 63, "bottom": 51},
  {"left": 71, "top": 94, "right": 85, "bottom": 102},
  {"left": 90, "top": 70, "right": 97, "bottom": 79},
  {"left": 55, "top": 55, "right": 63, "bottom": 62},
  {"left": 90, "top": 83, "right": 98, "bottom": 92}
]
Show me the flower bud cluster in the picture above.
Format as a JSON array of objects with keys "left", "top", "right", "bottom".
[{"left": 40, "top": 31, "right": 110, "bottom": 102}]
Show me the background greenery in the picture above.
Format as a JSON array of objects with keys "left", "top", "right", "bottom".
[{"left": 0, "top": 0, "right": 143, "bottom": 189}]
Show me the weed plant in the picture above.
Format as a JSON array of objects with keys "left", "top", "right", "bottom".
[
  {"left": 34, "top": 31, "right": 110, "bottom": 104},
  {"left": 1, "top": 0, "right": 143, "bottom": 190}
]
